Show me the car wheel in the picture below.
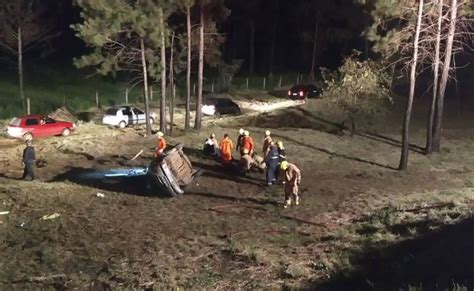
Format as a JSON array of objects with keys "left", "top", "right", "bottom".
[
  {"left": 23, "top": 132, "right": 33, "bottom": 141},
  {"left": 62, "top": 128, "right": 71, "bottom": 137},
  {"left": 149, "top": 117, "right": 154, "bottom": 124},
  {"left": 214, "top": 111, "right": 221, "bottom": 118},
  {"left": 119, "top": 121, "right": 126, "bottom": 129}
]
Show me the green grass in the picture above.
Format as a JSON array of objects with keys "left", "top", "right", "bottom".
[{"left": 0, "top": 65, "right": 144, "bottom": 119}]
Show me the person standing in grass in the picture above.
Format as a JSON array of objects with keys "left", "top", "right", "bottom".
[
  {"left": 236, "top": 128, "right": 245, "bottom": 155},
  {"left": 22, "top": 139, "right": 36, "bottom": 181},
  {"left": 241, "top": 130, "right": 254, "bottom": 156},
  {"left": 219, "top": 133, "right": 234, "bottom": 164},
  {"left": 264, "top": 142, "right": 280, "bottom": 186},
  {"left": 277, "top": 140, "right": 286, "bottom": 162},
  {"left": 262, "top": 130, "right": 273, "bottom": 156},
  {"left": 280, "top": 161, "right": 301, "bottom": 208}
]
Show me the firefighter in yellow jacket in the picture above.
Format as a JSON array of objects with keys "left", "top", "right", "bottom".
[{"left": 280, "top": 161, "right": 301, "bottom": 208}]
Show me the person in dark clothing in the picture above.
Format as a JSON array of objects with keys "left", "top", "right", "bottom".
[
  {"left": 277, "top": 140, "right": 287, "bottom": 162},
  {"left": 203, "top": 133, "right": 219, "bottom": 157},
  {"left": 236, "top": 128, "right": 245, "bottom": 155},
  {"left": 22, "top": 140, "right": 36, "bottom": 181},
  {"left": 264, "top": 143, "right": 280, "bottom": 186},
  {"left": 275, "top": 140, "right": 287, "bottom": 182}
]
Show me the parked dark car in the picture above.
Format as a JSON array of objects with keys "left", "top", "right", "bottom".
[
  {"left": 288, "top": 84, "right": 322, "bottom": 100},
  {"left": 202, "top": 98, "right": 241, "bottom": 117},
  {"left": 147, "top": 144, "right": 202, "bottom": 197}
]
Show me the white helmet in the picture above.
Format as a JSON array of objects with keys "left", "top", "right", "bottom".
[
  {"left": 244, "top": 130, "right": 250, "bottom": 136},
  {"left": 239, "top": 128, "right": 245, "bottom": 135},
  {"left": 265, "top": 130, "right": 271, "bottom": 136},
  {"left": 157, "top": 131, "right": 164, "bottom": 137}
]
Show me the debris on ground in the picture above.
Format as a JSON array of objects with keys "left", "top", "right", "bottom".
[
  {"left": 96, "top": 193, "right": 105, "bottom": 198},
  {"left": 40, "top": 213, "right": 61, "bottom": 220},
  {"left": 0, "top": 211, "right": 9, "bottom": 215}
]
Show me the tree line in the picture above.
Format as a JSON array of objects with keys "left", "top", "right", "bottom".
[{"left": 0, "top": 0, "right": 472, "bottom": 171}]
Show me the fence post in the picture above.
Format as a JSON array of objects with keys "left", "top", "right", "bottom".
[
  {"left": 125, "top": 88, "right": 129, "bottom": 104},
  {"left": 211, "top": 82, "right": 214, "bottom": 93},
  {"left": 246, "top": 77, "right": 249, "bottom": 90},
  {"left": 150, "top": 86, "right": 153, "bottom": 101},
  {"left": 278, "top": 75, "right": 282, "bottom": 87},
  {"left": 63, "top": 96, "right": 66, "bottom": 106},
  {"left": 95, "top": 91, "right": 99, "bottom": 108},
  {"left": 193, "top": 83, "right": 196, "bottom": 96},
  {"left": 263, "top": 77, "right": 266, "bottom": 90},
  {"left": 27, "top": 97, "right": 30, "bottom": 115}
]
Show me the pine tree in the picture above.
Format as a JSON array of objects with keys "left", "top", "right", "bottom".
[{"left": 73, "top": 0, "right": 176, "bottom": 136}]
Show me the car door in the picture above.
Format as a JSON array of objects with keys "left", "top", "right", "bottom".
[
  {"left": 43, "top": 117, "right": 61, "bottom": 136},
  {"left": 133, "top": 108, "right": 145, "bottom": 124},
  {"left": 24, "top": 117, "right": 41, "bottom": 137},
  {"left": 122, "top": 108, "right": 134, "bottom": 125}
]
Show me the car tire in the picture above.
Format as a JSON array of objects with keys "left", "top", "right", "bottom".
[
  {"left": 119, "top": 121, "right": 126, "bottom": 129},
  {"left": 214, "top": 111, "right": 221, "bottom": 118},
  {"left": 23, "top": 132, "right": 33, "bottom": 141},
  {"left": 62, "top": 128, "right": 71, "bottom": 137}
]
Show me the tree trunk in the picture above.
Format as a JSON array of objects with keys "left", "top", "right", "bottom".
[
  {"left": 399, "top": 0, "right": 423, "bottom": 171},
  {"left": 185, "top": 5, "right": 191, "bottom": 131},
  {"left": 426, "top": 0, "right": 443, "bottom": 154},
  {"left": 159, "top": 8, "right": 167, "bottom": 134},
  {"left": 194, "top": 5, "right": 204, "bottom": 130},
  {"left": 140, "top": 38, "right": 151, "bottom": 136},
  {"left": 169, "top": 32, "right": 175, "bottom": 135},
  {"left": 308, "top": 14, "right": 320, "bottom": 81},
  {"left": 249, "top": 20, "right": 255, "bottom": 74},
  {"left": 18, "top": 26, "right": 26, "bottom": 114},
  {"left": 171, "top": 84, "right": 176, "bottom": 135},
  {"left": 268, "top": 0, "right": 279, "bottom": 77},
  {"left": 432, "top": 0, "right": 457, "bottom": 152}
]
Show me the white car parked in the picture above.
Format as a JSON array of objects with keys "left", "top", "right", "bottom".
[{"left": 102, "top": 106, "right": 156, "bottom": 128}]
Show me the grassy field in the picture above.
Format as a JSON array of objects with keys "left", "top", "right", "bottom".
[{"left": 0, "top": 93, "right": 473, "bottom": 289}]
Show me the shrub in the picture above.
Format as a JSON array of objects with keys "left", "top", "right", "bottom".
[{"left": 322, "top": 52, "right": 393, "bottom": 132}]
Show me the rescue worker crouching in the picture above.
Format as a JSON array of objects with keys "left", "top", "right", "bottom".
[
  {"left": 264, "top": 142, "right": 279, "bottom": 186},
  {"left": 280, "top": 161, "right": 301, "bottom": 208},
  {"left": 22, "top": 139, "right": 36, "bottom": 181},
  {"left": 203, "top": 133, "right": 219, "bottom": 157},
  {"left": 155, "top": 131, "right": 167, "bottom": 157},
  {"left": 219, "top": 133, "right": 234, "bottom": 165}
]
